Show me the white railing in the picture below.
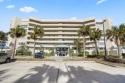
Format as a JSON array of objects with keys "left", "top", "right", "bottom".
[
  {"left": 43, "top": 28, "right": 79, "bottom": 30},
  {"left": 44, "top": 32, "right": 77, "bottom": 34},
  {"left": 29, "top": 22, "right": 83, "bottom": 27},
  {"left": 27, "top": 40, "right": 74, "bottom": 43}
]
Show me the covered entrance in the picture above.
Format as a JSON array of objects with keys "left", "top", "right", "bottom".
[{"left": 56, "top": 48, "right": 68, "bottom": 56}]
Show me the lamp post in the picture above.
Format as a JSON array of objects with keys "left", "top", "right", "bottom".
[{"left": 102, "top": 20, "right": 107, "bottom": 56}]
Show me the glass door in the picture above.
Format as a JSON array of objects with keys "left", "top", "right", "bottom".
[{"left": 56, "top": 48, "right": 68, "bottom": 56}]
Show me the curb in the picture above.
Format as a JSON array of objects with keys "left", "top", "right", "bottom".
[{"left": 96, "top": 61, "right": 117, "bottom": 67}]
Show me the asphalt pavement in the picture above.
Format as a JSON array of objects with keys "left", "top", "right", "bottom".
[{"left": 0, "top": 61, "right": 125, "bottom": 83}]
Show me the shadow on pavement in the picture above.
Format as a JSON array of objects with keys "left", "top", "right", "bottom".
[
  {"left": 0, "top": 69, "right": 12, "bottom": 82},
  {"left": 13, "top": 63, "right": 125, "bottom": 83}
]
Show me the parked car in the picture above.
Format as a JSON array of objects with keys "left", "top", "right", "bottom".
[
  {"left": 34, "top": 52, "right": 44, "bottom": 58},
  {"left": 0, "top": 53, "right": 11, "bottom": 63}
]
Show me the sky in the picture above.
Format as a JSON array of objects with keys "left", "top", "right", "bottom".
[{"left": 0, "top": 0, "right": 125, "bottom": 32}]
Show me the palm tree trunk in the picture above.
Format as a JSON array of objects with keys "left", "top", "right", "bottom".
[
  {"left": 83, "top": 36, "right": 85, "bottom": 58},
  {"left": 95, "top": 40, "right": 99, "bottom": 55},
  {"left": 117, "top": 38, "right": 122, "bottom": 59},
  {"left": 33, "top": 39, "right": 36, "bottom": 58},
  {"left": 12, "top": 37, "right": 17, "bottom": 59}
]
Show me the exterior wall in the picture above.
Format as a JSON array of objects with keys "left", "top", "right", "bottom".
[
  {"left": 8, "top": 17, "right": 113, "bottom": 56},
  {"left": 95, "top": 18, "right": 113, "bottom": 54}
]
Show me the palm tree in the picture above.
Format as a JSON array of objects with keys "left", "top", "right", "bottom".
[
  {"left": 78, "top": 25, "right": 90, "bottom": 58},
  {"left": 106, "top": 24, "right": 125, "bottom": 59},
  {"left": 0, "top": 31, "right": 7, "bottom": 52},
  {"left": 89, "top": 28, "right": 102, "bottom": 55},
  {"left": 9, "top": 25, "right": 26, "bottom": 58},
  {"left": 29, "top": 25, "right": 44, "bottom": 57}
]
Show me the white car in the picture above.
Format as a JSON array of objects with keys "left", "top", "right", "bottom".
[{"left": 0, "top": 53, "right": 11, "bottom": 63}]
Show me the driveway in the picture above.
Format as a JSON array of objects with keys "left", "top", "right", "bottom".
[{"left": 0, "top": 61, "right": 125, "bottom": 83}]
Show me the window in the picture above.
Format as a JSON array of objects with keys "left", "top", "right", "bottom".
[
  {"left": 19, "top": 42, "right": 25, "bottom": 45},
  {"left": 96, "top": 22, "right": 102, "bottom": 24},
  {"left": 99, "top": 42, "right": 104, "bottom": 45},
  {"left": 20, "top": 25, "right": 27, "bottom": 28}
]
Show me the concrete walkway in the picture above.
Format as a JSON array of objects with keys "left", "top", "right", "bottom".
[{"left": 0, "top": 61, "right": 125, "bottom": 83}]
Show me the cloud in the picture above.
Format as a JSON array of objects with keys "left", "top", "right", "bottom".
[
  {"left": 6, "top": 5, "right": 15, "bottom": 9},
  {"left": 19, "top": 6, "right": 37, "bottom": 13},
  {"left": 97, "top": 0, "right": 107, "bottom": 4},
  {"left": 70, "top": 17, "right": 77, "bottom": 20},
  {"left": 0, "top": 0, "right": 4, "bottom": 2}
]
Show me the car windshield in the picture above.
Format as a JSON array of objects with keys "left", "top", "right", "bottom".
[{"left": 36, "top": 53, "right": 42, "bottom": 54}]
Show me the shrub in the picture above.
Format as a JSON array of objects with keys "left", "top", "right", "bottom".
[
  {"left": 99, "top": 51, "right": 105, "bottom": 55},
  {"left": 77, "top": 52, "right": 83, "bottom": 57},
  {"left": 105, "top": 55, "right": 125, "bottom": 64},
  {"left": 0, "top": 51, "right": 5, "bottom": 53},
  {"left": 87, "top": 55, "right": 97, "bottom": 58},
  {"left": 92, "top": 50, "right": 97, "bottom": 55},
  {"left": 16, "top": 49, "right": 32, "bottom": 56},
  {"left": 76, "top": 51, "right": 89, "bottom": 57},
  {"left": 44, "top": 51, "right": 54, "bottom": 56}
]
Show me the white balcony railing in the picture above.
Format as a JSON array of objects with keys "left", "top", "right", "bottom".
[
  {"left": 27, "top": 30, "right": 77, "bottom": 34},
  {"left": 27, "top": 40, "right": 74, "bottom": 43},
  {"left": 29, "top": 22, "right": 83, "bottom": 27},
  {"left": 43, "top": 28, "right": 79, "bottom": 30}
]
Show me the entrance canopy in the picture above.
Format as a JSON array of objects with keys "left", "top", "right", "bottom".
[{"left": 54, "top": 44, "right": 70, "bottom": 48}]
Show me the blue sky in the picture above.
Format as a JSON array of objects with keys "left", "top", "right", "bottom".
[{"left": 0, "top": 0, "right": 125, "bottom": 32}]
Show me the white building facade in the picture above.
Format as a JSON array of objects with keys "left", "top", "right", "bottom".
[{"left": 8, "top": 17, "right": 113, "bottom": 56}]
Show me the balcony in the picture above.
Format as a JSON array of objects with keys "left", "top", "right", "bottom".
[
  {"left": 27, "top": 40, "right": 74, "bottom": 43},
  {"left": 29, "top": 22, "right": 83, "bottom": 27},
  {"left": 27, "top": 44, "right": 55, "bottom": 48},
  {"left": 43, "top": 28, "right": 79, "bottom": 31},
  {"left": 86, "top": 44, "right": 95, "bottom": 47},
  {"left": 42, "top": 36, "right": 82, "bottom": 39}
]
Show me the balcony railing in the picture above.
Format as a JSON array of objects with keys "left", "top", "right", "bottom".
[{"left": 29, "top": 22, "right": 83, "bottom": 27}]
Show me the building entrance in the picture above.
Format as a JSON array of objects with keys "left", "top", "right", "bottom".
[{"left": 56, "top": 48, "right": 68, "bottom": 56}]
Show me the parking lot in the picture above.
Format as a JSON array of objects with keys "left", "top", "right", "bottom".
[{"left": 0, "top": 61, "right": 125, "bottom": 83}]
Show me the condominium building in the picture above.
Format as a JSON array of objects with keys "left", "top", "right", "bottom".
[{"left": 8, "top": 17, "right": 113, "bottom": 56}]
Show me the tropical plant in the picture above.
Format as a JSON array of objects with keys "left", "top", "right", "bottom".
[
  {"left": 9, "top": 25, "right": 26, "bottom": 58},
  {"left": 0, "top": 31, "right": 7, "bottom": 52},
  {"left": 73, "top": 39, "right": 81, "bottom": 53},
  {"left": 39, "top": 45, "right": 44, "bottom": 53},
  {"left": 106, "top": 24, "right": 125, "bottom": 59},
  {"left": 78, "top": 25, "right": 90, "bottom": 58},
  {"left": 29, "top": 25, "right": 44, "bottom": 56},
  {"left": 89, "top": 28, "right": 102, "bottom": 55},
  {"left": 16, "top": 45, "right": 32, "bottom": 55}
]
